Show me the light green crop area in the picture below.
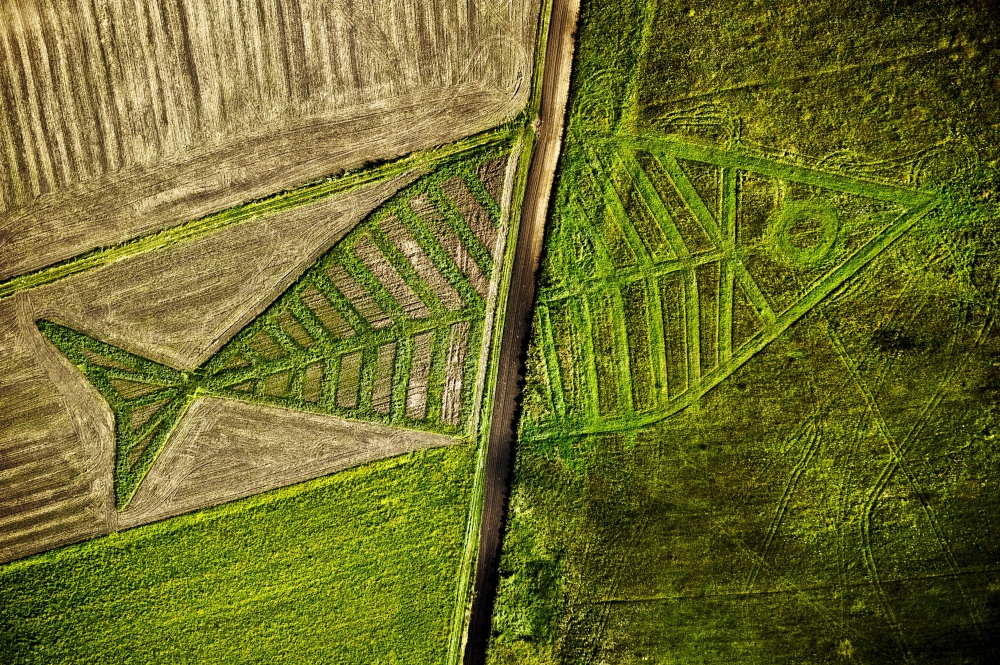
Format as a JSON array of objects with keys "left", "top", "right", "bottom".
[
  {"left": 488, "top": 0, "right": 1000, "bottom": 663},
  {"left": 0, "top": 446, "right": 473, "bottom": 665}
]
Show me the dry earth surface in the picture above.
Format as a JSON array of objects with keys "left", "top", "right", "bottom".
[
  {"left": 0, "top": 0, "right": 542, "bottom": 568},
  {"left": 110, "top": 145, "right": 521, "bottom": 530},
  {"left": 0, "top": 0, "right": 539, "bottom": 281},
  {"left": 118, "top": 397, "right": 459, "bottom": 528},
  {"left": 0, "top": 141, "right": 525, "bottom": 565},
  {"left": 30, "top": 172, "right": 417, "bottom": 368}
]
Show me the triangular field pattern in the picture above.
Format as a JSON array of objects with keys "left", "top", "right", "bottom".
[
  {"left": 524, "top": 134, "right": 939, "bottom": 440},
  {"left": 39, "top": 142, "right": 516, "bottom": 508}
]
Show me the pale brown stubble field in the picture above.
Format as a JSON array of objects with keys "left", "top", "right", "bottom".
[
  {"left": 0, "top": 173, "right": 409, "bottom": 563},
  {"left": 0, "top": 0, "right": 538, "bottom": 281}
]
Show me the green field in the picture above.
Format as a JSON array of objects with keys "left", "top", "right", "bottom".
[
  {"left": 0, "top": 128, "right": 529, "bottom": 663},
  {"left": 0, "top": 446, "right": 473, "bottom": 665},
  {"left": 488, "top": 0, "right": 1000, "bottom": 662}
]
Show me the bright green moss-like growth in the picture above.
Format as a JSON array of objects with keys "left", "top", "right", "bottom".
[{"left": 489, "top": 0, "right": 1000, "bottom": 662}]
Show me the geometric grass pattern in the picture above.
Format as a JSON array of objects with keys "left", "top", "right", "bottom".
[
  {"left": 39, "top": 143, "right": 513, "bottom": 508},
  {"left": 522, "top": 134, "right": 939, "bottom": 440}
]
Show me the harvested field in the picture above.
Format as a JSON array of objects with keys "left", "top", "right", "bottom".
[
  {"left": 406, "top": 330, "right": 436, "bottom": 419},
  {"left": 0, "top": 295, "right": 113, "bottom": 564},
  {"left": 441, "top": 321, "right": 471, "bottom": 426},
  {"left": 0, "top": 0, "right": 542, "bottom": 660},
  {"left": 0, "top": 141, "right": 520, "bottom": 563},
  {"left": 118, "top": 397, "right": 459, "bottom": 528},
  {"left": 354, "top": 234, "right": 431, "bottom": 320},
  {"left": 336, "top": 351, "right": 363, "bottom": 408},
  {"left": 5, "top": 142, "right": 521, "bottom": 560},
  {"left": 0, "top": 0, "right": 540, "bottom": 282},
  {"left": 327, "top": 263, "right": 393, "bottom": 329},
  {"left": 168, "top": 145, "right": 515, "bottom": 451},
  {"left": 382, "top": 213, "right": 466, "bottom": 311},
  {"left": 371, "top": 342, "right": 398, "bottom": 414},
  {"left": 411, "top": 193, "right": 491, "bottom": 297}
]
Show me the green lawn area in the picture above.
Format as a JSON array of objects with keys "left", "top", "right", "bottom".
[
  {"left": 0, "top": 446, "right": 473, "bottom": 665},
  {"left": 487, "top": 0, "right": 1000, "bottom": 662}
]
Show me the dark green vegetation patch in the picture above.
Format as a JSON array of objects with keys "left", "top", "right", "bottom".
[
  {"left": 38, "top": 142, "right": 512, "bottom": 508},
  {"left": 488, "top": 0, "right": 1000, "bottom": 663}
]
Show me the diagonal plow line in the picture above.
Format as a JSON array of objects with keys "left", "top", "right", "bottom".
[
  {"left": 818, "top": 268, "right": 940, "bottom": 652},
  {"left": 864, "top": 309, "right": 994, "bottom": 648},
  {"left": 825, "top": 335, "right": 916, "bottom": 661},
  {"left": 743, "top": 414, "right": 822, "bottom": 595},
  {"left": 566, "top": 195, "right": 619, "bottom": 283}
]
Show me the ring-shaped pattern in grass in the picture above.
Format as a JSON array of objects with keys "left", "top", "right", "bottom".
[{"left": 767, "top": 198, "right": 840, "bottom": 267}]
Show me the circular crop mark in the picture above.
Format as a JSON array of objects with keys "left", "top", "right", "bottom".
[{"left": 767, "top": 199, "right": 839, "bottom": 267}]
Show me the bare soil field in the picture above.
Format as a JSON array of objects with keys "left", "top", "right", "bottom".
[
  {"left": 0, "top": 0, "right": 539, "bottom": 281},
  {"left": 118, "top": 397, "right": 459, "bottom": 528},
  {"left": 0, "top": 175, "right": 406, "bottom": 563},
  {"left": 0, "top": 295, "right": 114, "bottom": 565},
  {"left": 29, "top": 173, "right": 415, "bottom": 369}
]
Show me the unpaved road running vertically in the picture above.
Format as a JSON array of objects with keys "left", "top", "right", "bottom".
[{"left": 462, "top": 0, "right": 580, "bottom": 661}]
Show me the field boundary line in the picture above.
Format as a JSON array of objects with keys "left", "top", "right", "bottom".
[
  {"left": 613, "top": 134, "right": 934, "bottom": 206},
  {"left": 445, "top": 130, "right": 535, "bottom": 664}
]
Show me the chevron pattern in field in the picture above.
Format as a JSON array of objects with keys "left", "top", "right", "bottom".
[
  {"left": 38, "top": 145, "right": 514, "bottom": 507},
  {"left": 198, "top": 150, "right": 509, "bottom": 431},
  {"left": 521, "top": 135, "right": 937, "bottom": 440}
]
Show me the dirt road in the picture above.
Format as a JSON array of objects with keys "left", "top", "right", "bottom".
[{"left": 462, "top": 0, "right": 580, "bottom": 661}]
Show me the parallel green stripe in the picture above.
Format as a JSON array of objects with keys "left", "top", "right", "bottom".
[
  {"left": 613, "top": 134, "right": 935, "bottom": 206},
  {"left": 529, "top": 196, "right": 940, "bottom": 441}
]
